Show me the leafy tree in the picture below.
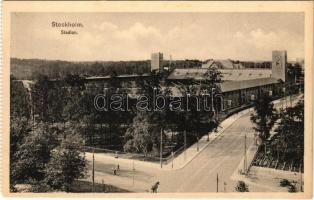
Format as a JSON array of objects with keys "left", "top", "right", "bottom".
[
  {"left": 10, "top": 117, "right": 32, "bottom": 187},
  {"left": 250, "top": 92, "right": 278, "bottom": 142},
  {"left": 175, "top": 67, "right": 223, "bottom": 147},
  {"left": 124, "top": 111, "right": 153, "bottom": 156},
  {"left": 11, "top": 123, "right": 58, "bottom": 184},
  {"left": 124, "top": 73, "right": 168, "bottom": 156},
  {"left": 287, "top": 63, "right": 303, "bottom": 85},
  {"left": 31, "top": 75, "right": 53, "bottom": 122},
  {"left": 270, "top": 97, "right": 304, "bottom": 164},
  {"left": 204, "top": 66, "right": 223, "bottom": 88},
  {"left": 44, "top": 133, "right": 87, "bottom": 192}
]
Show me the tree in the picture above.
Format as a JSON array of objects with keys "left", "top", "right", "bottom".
[
  {"left": 125, "top": 73, "right": 168, "bottom": 156},
  {"left": 176, "top": 67, "right": 223, "bottom": 147},
  {"left": 44, "top": 133, "right": 87, "bottom": 192},
  {"left": 250, "top": 92, "right": 277, "bottom": 142},
  {"left": 124, "top": 111, "right": 153, "bottom": 156},
  {"left": 204, "top": 66, "right": 223, "bottom": 88},
  {"left": 235, "top": 181, "right": 249, "bottom": 192},
  {"left": 271, "top": 97, "right": 304, "bottom": 165},
  {"left": 11, "top": 123, "right": 58, "bottom": 184},
  {"left": 63, "top": 74, "right": 85, "bottom": 88},
  {"left": 10, "top": 117, "right": 32, "bottom": 187},
  {"left": 31, "top": 74, "right": 53, "bottom": 122}
]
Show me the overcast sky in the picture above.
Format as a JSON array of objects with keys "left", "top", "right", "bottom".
[{"left": 11, "top": 12, "right": 304, "bottom": 61}]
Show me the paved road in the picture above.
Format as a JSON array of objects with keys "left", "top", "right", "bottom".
[
  {"left": 88, "top": 95, "right": 302, "bottom": 192},
  {"left": 156, "top": 112, "right": 256, "bottom": 192}
]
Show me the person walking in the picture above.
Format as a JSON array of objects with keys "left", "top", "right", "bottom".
[{"left": 151, "top": 181, "right": 160, "bottom": 193}]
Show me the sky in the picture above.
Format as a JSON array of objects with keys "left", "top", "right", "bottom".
[{"left": 11, "top": 12, "right": 304, "bottom": 61}]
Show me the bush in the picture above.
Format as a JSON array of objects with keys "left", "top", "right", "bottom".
[
  {"left": 280, "top": 179, "right": 291, "bottom": 187},
  {"left": 288, "top": 185, "right": 297, "bottom": 193},
  {"left": 29, "top": 181, "right": 53, "bottom": 193},
  {"left": 235, "top": 181, "right": 249, "bottom": 192}
]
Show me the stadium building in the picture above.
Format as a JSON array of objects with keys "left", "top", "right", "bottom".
[
  {"left": 155, "top": 51, "right": 288, "bottom": 111},
  {"left": 83, "top": 50, "right": 300, "bottom": 114}
]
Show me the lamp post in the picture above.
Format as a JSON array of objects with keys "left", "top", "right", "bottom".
[
  {"left": 154, "top": 87, "right": 163, "bottom": 169},
  {"left": 92, "top": 134, "right": 95, "bottom": 192},
  {"left": 169, "top": 104, "right": 174, "bottom": 168},
  {"left": 184, "top": 93, "right": 190, "bottom": 161},
  {"left": 216, "top": 173, "right": 219, "bottom": 193},
  {"left": 243, "top": 133, "right": 247, "bottom": 174},
  {"left": 184, "top": 129, "right": 187, "bottom": 161},
  {"left": 160, "top": 127, "right": 163, "bottom": 168}
]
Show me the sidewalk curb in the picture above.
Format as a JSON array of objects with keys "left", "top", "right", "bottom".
[{"left": 162, "top": 108, "right": 253, "bottom": 171}]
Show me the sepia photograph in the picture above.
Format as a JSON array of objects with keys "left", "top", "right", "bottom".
[{"left": 3, "top": 1, "right": 313, "bottom": 198}]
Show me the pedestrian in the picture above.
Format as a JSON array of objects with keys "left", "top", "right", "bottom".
[{"left": 151, "top": 181, "right": 160, "bottom": 193}]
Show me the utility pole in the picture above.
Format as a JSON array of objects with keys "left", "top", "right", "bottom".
[
  {"left": 216, "top": 173, "right": 219, "bottom": 192},
  {"left": 244, "top": 133, "right": 247, "bottom": 174},
  {"left": 160, "top": 128, "right": 163, "bottom": 168},
  {"left": 132, "top": 159, "right": 135, "bottom": 186},
  {"left": 300, "top": 166, "right": 303, "bottom": 192},
  {"left": 92, "top": 147, "right": 95, "bottom": 192},
  {"left": 91, "top": 131, "right": 95, "bottom": 192},
  {"left": 171, "top": 151, "right": 174, "bottom": 169},
  {"left": 184, "top": 130, "right": 187, "bottom": 161}
]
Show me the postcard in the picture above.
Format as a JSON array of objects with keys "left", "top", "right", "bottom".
[{"left": 2, "top": 1, "right": 313, "bottom": 198}]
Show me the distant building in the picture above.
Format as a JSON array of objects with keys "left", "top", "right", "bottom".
[
  {"left": 151, "top": 52, "right": 163, "bottom": 72},
  {"left": 201, "top": 59, "right": 244, "bottom": 69},
  {"left": 272, "top": 50, "right": 287, "bottom": 82}
]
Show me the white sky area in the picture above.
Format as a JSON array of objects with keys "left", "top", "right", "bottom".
[{"left": 11, "top": 13, "right": 304, "bottom": 62}]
